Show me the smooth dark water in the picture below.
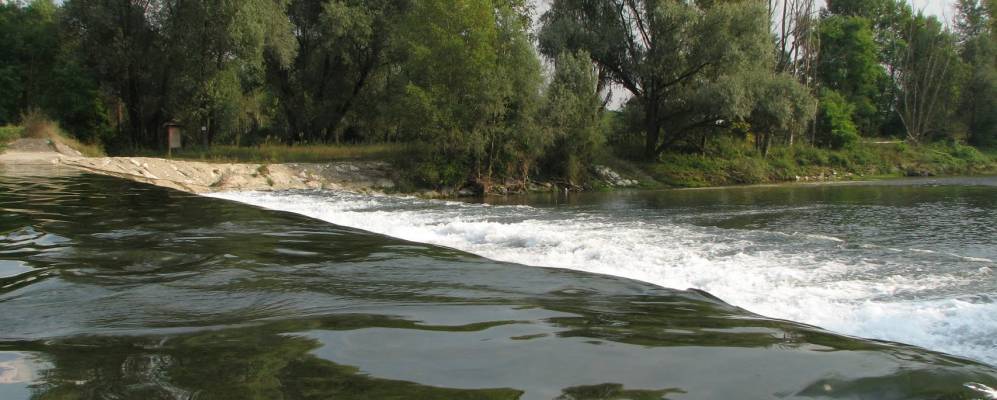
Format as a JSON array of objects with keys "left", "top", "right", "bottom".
[{"left": 2, "top": 166, "right": 997, "bottom": 399}]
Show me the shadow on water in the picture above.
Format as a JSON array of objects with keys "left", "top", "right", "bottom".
[{"left": 0, "top": 166, "right": 995, "bottom": 399}]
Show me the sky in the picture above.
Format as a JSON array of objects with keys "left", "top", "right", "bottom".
[{"left": 909, "top": 0, "right": 956, "bottom": 19}]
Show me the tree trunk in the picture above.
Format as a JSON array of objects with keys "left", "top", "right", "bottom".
[{"left": 643, "top": 101, "right": 660, "bottom": 160}]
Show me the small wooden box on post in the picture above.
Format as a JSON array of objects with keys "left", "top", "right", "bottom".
[{"left": 164, "top": 121, "right": 182, "bottom": 157}]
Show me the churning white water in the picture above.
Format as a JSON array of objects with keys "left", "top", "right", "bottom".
[{"left": 210, "top": 184, "right": 997, "bottom": 366}]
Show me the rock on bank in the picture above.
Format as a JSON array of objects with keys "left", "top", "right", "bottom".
[{"left": 62, "top": 157, "right": 398, "bottom": 194}]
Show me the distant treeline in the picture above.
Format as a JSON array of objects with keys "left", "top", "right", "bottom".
[{"left": 0, "top": 0, "right": 994, "bottom": 186}]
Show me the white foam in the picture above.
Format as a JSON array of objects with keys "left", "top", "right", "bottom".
[{"left": 209, "top": 190, "right": 997, "bottom": 366}]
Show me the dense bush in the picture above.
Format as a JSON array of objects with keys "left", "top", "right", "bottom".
[{"left": 816, "top": 89, "right": 860, "bottom": 149}]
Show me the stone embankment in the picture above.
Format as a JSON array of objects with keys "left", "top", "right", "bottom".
[
  {"left": 62, "top": 157, "right": 398, "bottom": 194},
  {"left": 0, "top": 139, "right": 398, "bottom": 194}
]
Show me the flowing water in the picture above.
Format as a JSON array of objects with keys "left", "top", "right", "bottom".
[
  {"left": 2, "top": 166, "right": 997, "bottom": 399},
  {"left": 213, "top": 178, "right": 997, "bottom": 368}
]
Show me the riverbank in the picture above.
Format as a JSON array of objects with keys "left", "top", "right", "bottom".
[
  {"left": 604, "top": 140, "right": 997, "bottom": 189},
  {"left": 4, "top": 131, "right": 997, "bottom": 196}
]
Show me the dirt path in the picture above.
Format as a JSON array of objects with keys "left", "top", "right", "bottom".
[{"left": 0, "top": 138, "right": 82, "bottom": 164}]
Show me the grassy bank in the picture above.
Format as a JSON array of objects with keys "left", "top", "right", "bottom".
[
  {"left": 0, "top": 112, "right": 105, "bottom": 157},
  {"left": 608, "top": 139, "right": 997, "bottom": 189},
  {"left": 144, "top": 143, "right": 407, "bottom": 164},
  {"left": 0, "top": 126, "right": 20, "bottom": 150}
]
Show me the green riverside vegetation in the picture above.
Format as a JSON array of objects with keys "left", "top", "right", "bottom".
[{"left": 1, "top": 0, "right": 995, "bottom": 190}]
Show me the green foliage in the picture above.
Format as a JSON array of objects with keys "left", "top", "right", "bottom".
[
  {"left": 2, "top": 0, "right": 993, "bottom": 190},
  {"left": 894, "top": 13, "right": 964, "bottom": 143},
  {"left": 541, "top": 51, "right": 604, "bottom": 182},
  {"left": 0, "top": 0, "right": 110, "bottom": 143},
  {"left": 391, "top": 0, "right": 544, "bottom": 187},
  {"left": 748, "top": 72, "right": 817, "bottom": 155},
  {"left": 540, "top": 0, "right": 775, "bottom": 159},
  {"left": 0, "top": 125, "right": 22, "bottom": 147},
  {"left": 816, "top": 89, "right": 860, "bottom": 149},
  {"left": 266, "top": 0, "right": 402, "bottom": 144},
  {"left": 956, "top": 0, "right": 997, "bottom": 147},
  {"left": 641, "top": 136, "right": 997, "bottom": 188},
  {"left": 817, "top": 15, "right": 889, "bottom": 136}
]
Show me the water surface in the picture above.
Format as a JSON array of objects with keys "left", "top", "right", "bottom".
[
  {"left": 214, "top": 176, "right": 997, "bottom": 367},
  {"left": 2, "top": 166, "right": 996, "bottom": 399}
]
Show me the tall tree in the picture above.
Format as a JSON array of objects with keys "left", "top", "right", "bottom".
[
  {"left": 955, "top": 0, "right": 997, "bottom": 146},
  {"left": 539, "top": 0, "right": 773, "bottom": 160},
  {"left": 541, "top": 51, "right": 604, "bottom": 182},
  {"left": 64, "top": 0, "right": 293, "bottom": 149},
  {"left": 748, "top": 72, "right": 817, "bottom": 155},
  {"left": 64, "top": 0, "right": 170, "bottom": 148},
  {"left": 266, "top": 0, "right": 403, "bottom": 144},
  {"left": 392, "top": 0, "right": 543, "bottom": 186},
  {"left": 816, "top": 15, "right": 889, "bottom": 136},
  {"left": 896, "top": 14, "right": 962, "bottom": 143},
  {"left": 769, "top": 0, "right": 819, "bottom": 83},
  {"left": 823, "top": 0, "right": 913, "bottom": 138}
]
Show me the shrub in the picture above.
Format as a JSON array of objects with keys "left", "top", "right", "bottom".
[
  {"left": 726, "top": 157, "right": 768, "bottom": 184},
  {"left": 816, "top": 89, "right": 860, "bottom": 149},
  {"left": 0, "top": 125, "right": 22, "bottom": 144},
  {"left": 794, "top": 146, "right": 830, "bottom": 166},
  {"left": 949, "top": 142, "right": 987, "bottom": 163}
]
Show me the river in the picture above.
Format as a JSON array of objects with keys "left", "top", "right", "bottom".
[{"left": 2, "top": 166, "right": 997, "bottom": 399}]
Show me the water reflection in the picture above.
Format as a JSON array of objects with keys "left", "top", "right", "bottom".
[{"left": 0, "top": 167, "right": 995, "bottom": 399}]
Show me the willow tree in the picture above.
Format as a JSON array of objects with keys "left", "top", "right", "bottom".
[
  {"left": 167, "top": 0, "right": 296, "bottom": 146},
  {"left": 896, "top": 14, "right": 961, "bottom": 143},
  {"left": 539, "top": 0, "right": 773, "bottom": 160},
  {"left": 749, "top": 72, "right": 817, "bottom": 155},
  {"left": 541, "top": 51, "right": 604, "bottom": 182}
]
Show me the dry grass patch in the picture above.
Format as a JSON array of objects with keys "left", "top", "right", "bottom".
[{"left": 20, "top": 110, "right": 105, "bottom": 157}]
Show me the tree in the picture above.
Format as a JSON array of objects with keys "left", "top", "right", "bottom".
[
  {"left": 769, "top": 0, "right": 819, "bottom": 83},
  {"left": 165, "top": 0, "right": 295, "bottom": 147},
  {"left": 822, "top": 0, "right": 915, "bottom": 138},
  {"left": 539, "top": 0, "right": 773, "bottom": 160},
  {"left": 265, "top": 0, "right": 403, "bottom": 144},
  {"left": 896, "top": 14, "right": 962, "bottom": 143},
  {"left": 815, "top": 88, "right": 859, "bottom": 149},
  {"left": 64, "top": 0, "right": 294, "bottom": 149},
  {"left": 541, "top": 51, "right": 604, "bottom": 182},
  {"left": 816, "top": 15, "right": 889, "bottom": 136},
  {"left": 0, "top": 0, "right": 109, "bottom": 141},
  {"left": 955, "top": 0, "right": 997, "bottom": 146},
  {"left": 748, "top": 72, "right": 817, "bottom": 155},
  {"left": 392, "top": 0, "right": 544, "bottom": 187}
]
